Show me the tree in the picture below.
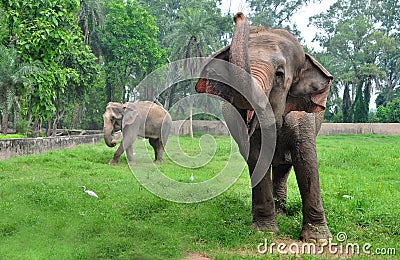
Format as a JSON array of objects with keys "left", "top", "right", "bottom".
[
  {"left": 98, "top": 0, "right": 166, "bottom": 103},
  {"left": 248, "top": 0, "right": 312, "bottom": 36},
  {"left": 139, "top": 0, "right": 231, "bottom": 58},
  {"left": 77, "top": 0, "right": 105, "bottom": 57},
  {"left": 58, "top": 43, "right": 102, "bottom": 131},
  {"left": 164, "top": 2, "right": 230, "bottom": 60},
  {"left": 342, "top": 83, "right": 352, "bottom": 122},
  {"left": 371, "top": 0, "right": 400, "bottom": 107},
  {"left": 1, "top": 0, "right": 101, "bottom": 135},
  {"left": 137, "top": 0, "right": 181, "bottom": 45},
  {"left": 0, "top": 45, "right": 40, "bottom": 134},
  {"left": 374, "top": 98, "right": 400, "bottom": 123},
  {"left": 310, "top": 0, "right": 392, "bottom": 122}
]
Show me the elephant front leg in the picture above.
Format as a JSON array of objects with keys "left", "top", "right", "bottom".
[
  {"left": 149, "top": 138, "right": 164, "bottom": 163},
  {"left": 124, "top": 142, "right": 136, "bottom": 167},
  {"left": 272, "top": 164, "right": 292, "bottom": 215},
  {"left": 122, "top": 135, "right": 137, "bottom": 167},
  {"left": 291, "top": 139, "right": 331, "bottom": 242},
  {"left": 109, "top": 142, "right": 124, "bottom": 165},
  {"left": 248, "top": 130, "right": 278, "bottom": 232}
]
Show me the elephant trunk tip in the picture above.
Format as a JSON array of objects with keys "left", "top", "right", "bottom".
[
  {"left": 234, "top": 12, "right": 246, "bottom": 24},
  {"left": 105, "top": 137, "right": 118, "bottom": 147}
]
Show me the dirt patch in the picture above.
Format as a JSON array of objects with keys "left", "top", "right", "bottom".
[
  {"left": 185, "top": 252, "right": 211, "bottom": 260},
  {"left": 185, "top": 237, "right": 366, "bottom": 259}
]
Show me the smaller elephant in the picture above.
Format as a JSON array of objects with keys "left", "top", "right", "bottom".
[{"left": 103, "top": 101, "right": 172, "bottom": 166}]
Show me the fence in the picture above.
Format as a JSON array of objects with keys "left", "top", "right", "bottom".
[
  {"left": 319, "top": 123, "right": 400, "bottom": 135},
  {"left": 0, "top": 134, "right": 103, "bottom": 161},
  {"left": 172, "top": 121, "right": 400, "bottom": 136}
]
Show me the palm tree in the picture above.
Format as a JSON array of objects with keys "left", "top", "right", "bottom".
[
  {"left": 166, "top": 7, "right": 226, "bottom": 138},
  {"left": 77, "top": 0, "right": 105, "bottom": 57},
  {"left": 184, "top": 36, "right": 204, "bottom": 138},
  {"left": 0, "top": 45, "right": 40, "bottom": 134},
  {"left": 166, "top": 8, "right": 221, "bottom": 60}
]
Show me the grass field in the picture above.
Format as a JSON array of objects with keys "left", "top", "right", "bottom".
[{"left": 0, "top": 134, "right": 399, "bottom": 259}]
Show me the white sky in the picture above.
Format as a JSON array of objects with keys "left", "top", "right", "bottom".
[{"left": 219, "top": 0, "right": 335, "bottom": 50}]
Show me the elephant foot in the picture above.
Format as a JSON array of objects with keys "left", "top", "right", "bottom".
[
  {"left": 300, "top": 223, "right": 332, "bottom": 243},
  {"left": 127, "top": 161, "right": 136, "bottom": 167},
  {"left": 251, "top": 217, "right": 279, "bottom": 233},
  {"left": 109, "top": 159, "right": 120, "bottom": 165},
  {"left": 154, "top": 159, "right": 163, "bottom": 164}
]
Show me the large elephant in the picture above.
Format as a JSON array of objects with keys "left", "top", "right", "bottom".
[
  {"left": 103, "top": 101, "right": 172, "bottom": 166},
  {"left": 195, "top": 13, "right": 333, "bottom": 242}
]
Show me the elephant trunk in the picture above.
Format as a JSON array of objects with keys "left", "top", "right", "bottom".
[
  {"left": 103, "top": 115, "right": 117, "bottom": 147},
  {"left": 229, "top": 12, "right": 253, "bottom": 110}
]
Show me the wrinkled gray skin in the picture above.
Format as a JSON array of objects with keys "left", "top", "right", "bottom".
[
  {"left": 103, "top": 101, "right": 172, "bottom": 166},
  {"left": 195, "top": 13, "right": 333, "bottom": 242}
]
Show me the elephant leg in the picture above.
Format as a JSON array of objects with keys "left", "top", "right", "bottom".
[
  {"left": 149, "top": 138, "right": 164, "bottom": 163},
  {"left": 291, "top": 133, "right": 331, "bottom": 242},
  {"left": 109, "top": 142, "right": 124, "bottom": 165},
  {"left": 272, "top": 164, "right": 292, "bottom": 215},
  {"left": 122, "top": 126, "right": 139, "bottom": 167},
  {"left": 248, "top": 129, "right": 278, "bottom": 232},
  {"left": 161, "top": 121, "right": 171, "bottom": 148}
]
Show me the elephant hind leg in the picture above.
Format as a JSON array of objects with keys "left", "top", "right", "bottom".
[
  {"left": 272, "top": 164, "right": 292, "bottom": 215},
  {"left": 149, "top": 138, "right": 164, "bottom": 163}
]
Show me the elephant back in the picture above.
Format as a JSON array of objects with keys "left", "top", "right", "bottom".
[{"left": 131, "top": 101, "right": 172, "bottom": 137}]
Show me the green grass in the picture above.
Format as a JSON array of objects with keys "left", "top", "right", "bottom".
[
  {"left": 0, "top": 133, "right": 26, "bottom": 139},
  {"left": 0, "top": 134, "right": 399, "bottom": 259}
]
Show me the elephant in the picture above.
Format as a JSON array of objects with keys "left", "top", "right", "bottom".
[
  {"left": 103, "top": 101, "right": 172, "bottom": 166},
  {"left": 195, "top": 13, "right": 333, "bottom": 242}
]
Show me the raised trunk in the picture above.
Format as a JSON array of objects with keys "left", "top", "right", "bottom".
[
  {"left": 229, "top": 13, "right": 253, "bottom": 110},
  {"left": 230, "top": 13, "right": 251, "bottom": 77},
  {"left": 229, "top": 14, "right": 275, "bottom": 189}
]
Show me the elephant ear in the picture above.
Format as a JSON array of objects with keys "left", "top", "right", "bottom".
[
  {"left": 195, "top": 45, "right": 232, "bottom": 101},
  {"left": 285, "top": 53, "right": 333, "bottom": 114},
  {"left": 122, "top": 105, "right": 139, "bottom": 127}
]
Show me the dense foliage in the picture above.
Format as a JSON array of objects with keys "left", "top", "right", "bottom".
[
  {"left": 311, "top": 0, "right": 400, "bottom": 122},
  {"left": 0, "top": 0, "right": 399, "bottom": 135},
  {"left": 0, "top": 0, "right": 102, "bottom": 135}
]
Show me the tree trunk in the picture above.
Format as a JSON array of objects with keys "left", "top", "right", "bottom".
[
  {"left": 72, "top": 103, "right": 80, "bottom": 129},
  {"left": 14, "top": 96, "right": 21, "bottom": 132},
  {"left": 46, "top": 119, "right": 52, "bottom": 137},
  {"left": 31, "top": 119, "right": 40, "bottom": 137},
  {"left": 189, "top": 83, "right": 194, "bottom": 139},
  {"left": 342, "top": 83, "right": 352, "bottom": 123},
  {"left": 1, "top": 111, "right": 8, "bottom": 135},
  {"left": 106, "top": 76, "right": 113, "bottom": 103},
  {"left": 52, "top": 89, "right": 65, "bottom": 137}
]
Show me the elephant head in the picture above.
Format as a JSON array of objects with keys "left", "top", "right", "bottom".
[
  {"left": 195, "top": 13, "right": 332, "bottom": 127},
  {"left": 103, "top": 102, "right": 124, "bottom": 147}
]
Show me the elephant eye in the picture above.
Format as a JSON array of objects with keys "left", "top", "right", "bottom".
[{"left": 276, "top": 68, "right": 285, "bottom": 78}]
